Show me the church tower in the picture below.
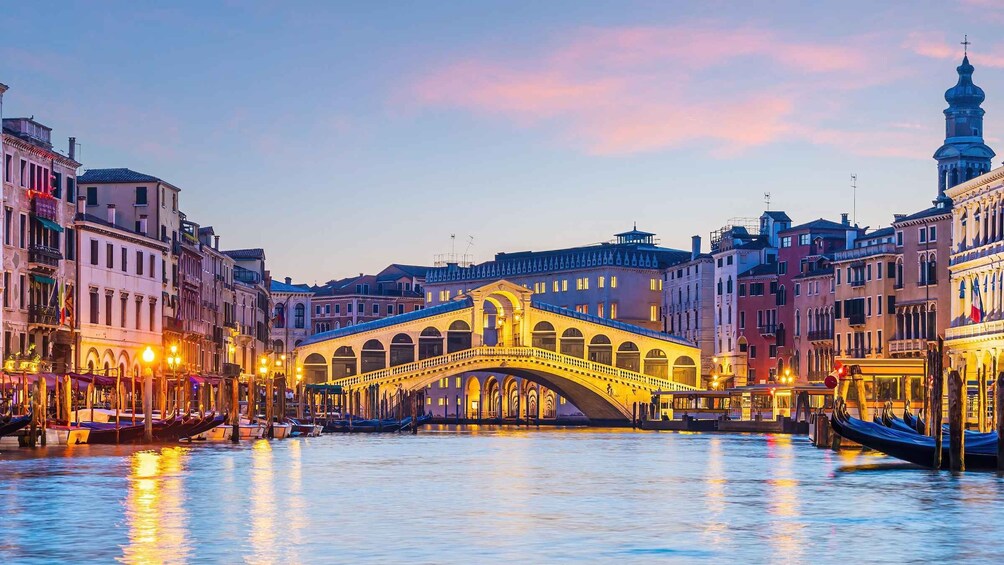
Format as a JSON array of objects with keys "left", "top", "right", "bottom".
[{"left": 934, "top": 48, "right": 995, "bottom": 197}]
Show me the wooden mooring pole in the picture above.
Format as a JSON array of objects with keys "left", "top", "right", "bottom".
[
  {"left": 948, "top": 369, "right": 965, "bottom": 472},
  {"left": 996, "top": 372, "right": 1004, "bottom": 473},
  {"left": 932, "top": 368, "right": 944, "bottom": 469}
]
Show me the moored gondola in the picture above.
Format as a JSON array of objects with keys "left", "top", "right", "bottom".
[
  {"left": 0, "top": 412, "right": 32, "bottom": 438},
  {"left": 831, "top": 399, "right": 998, "bottom": 470}
]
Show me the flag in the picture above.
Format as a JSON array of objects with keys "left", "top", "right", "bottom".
[
  {"left": 971, "top": 278, "right": 985, "bottom": 324},
  {"left": 58, "top": 283, "right": 66, "bottom": 326}
]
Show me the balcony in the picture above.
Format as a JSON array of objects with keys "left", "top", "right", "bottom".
[
  {"left": 28, "top": 304, "right": 59, "bottom": 327},
  {"left": 222, "top": 363, "right": 241, "bottom": 377},
  {"left": 28, "top": 244, "right": 62, "bottom": 270},
  {"left": 807, "top": 329, "right": 833, "bottom": 342},
  {"left": 847, "top": 314, "right": 866, "bottom": 326},
  {"left": 945, "top": 319, "right": 1004, "bottom": 341},
  {"left": 758, "top": 324, "right": 777, "bottom": 336},
  {"left": 834, "top": 242, "right": 897, "bottom": 261},
  {"left": 843, "top": 347, "right": 871, "bottom": 359},
  {"left": 164, "top": 316, "right": 184, "bottom": 334},
  {"left": 889, "top": 338, "right": 930, "bottom": 354},
  {"left": 849, "top": 279, "right": 866, "bottom": 287}
]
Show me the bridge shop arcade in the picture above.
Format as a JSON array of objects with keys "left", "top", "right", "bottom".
[{"left": 294, "top": 280, "right": 702, "bottom": 426}]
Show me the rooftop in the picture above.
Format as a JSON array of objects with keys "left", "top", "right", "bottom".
[
  {"left": 77, "top": 168, "right": 167, "bottom": 184},
  {"left": 224, "top": 248, "right": 265, "bottom": 260},
  {"left": 270, "top": 279, "right": 311, "bottom": 294},
  {"left": 780, "top": 218, "right": 851, "bottom": 233}
]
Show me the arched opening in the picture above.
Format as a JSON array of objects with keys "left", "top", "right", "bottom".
[
  {"left": 294, "top": 303, "right": 305, "bottom": 329},
  {"left": 482, "top": 300, "right": 499, "bottom": 346},
  {"left": 588, "top": 335, "right": 612, "bottom": 365},
  {"left": 331, "top": 346, "right": 357, "bottom": 378},
  {"left": 484, "top": 376, "right": 500, "bottom": 419},
  {"left": 526, "top": 385, "right": 539, "bottom": 419},
  {"left": 543, "top": 389, "right": 556, "bottom": 418},
  {"left": 360, "top": 340, "right": 386, "bottom": 373},
  {"left": 447, "top": 320, "right": 472, "bottom": 353},
  {"left": 273, "top": 339, "right": 284, "bottom": 354},
  {"left": 303, "top": 352, "right": 328, "bottom": 384},
  {"left": 418, "top": 327, "right": 444, "bottom": 359},
  {"left": 389, "top": 333, "right": 415, "bottom": 366},
  {"left": 465, "top": 376, "right": 481, "bottom": 418},
  {"left": 643, "top": 349, "right": 668, "bottom": 378},
  {"left": 503, "top": 376, "right": 519, "bottom": 418},
  {"left": 560, "top": 328, "right": 584, "bottom": 358},
  {"left": 531, "top": 321, "right": 557, "bottom": 351},
  {"left": 673, "top": 355, "right": 698, "bottom": 387},
  {"left": 615, "top": 341, "right": 640, "bottom": 371}
]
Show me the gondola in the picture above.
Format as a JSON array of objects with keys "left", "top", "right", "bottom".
[
  {"left": 0, "top": 413, "right": 32, "bottom": 437},
  {"left": 81, "top": 421, "right": 146, "bottom": 444},
  {"left": 180, "top": 414, "right": 225, "bottom": 441},
  {"left": 830, "top": 400, "right": 998, "bottom": 470},
  {"left": 323, "top": 414, "right": 431, "bottom": 433}
]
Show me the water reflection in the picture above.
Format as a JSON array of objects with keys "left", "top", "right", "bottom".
[
  {"left": 766, "top": 435, "right": 804, "bottom": 563},
  {"left": 120, "top": 447, "right": 191, "bottom": 565},
  {"left": 249, "top": 440, "right": 277, "bottom": 563},
  {"left": 702, "top": 436, "right": 727, "bottom": 546}
]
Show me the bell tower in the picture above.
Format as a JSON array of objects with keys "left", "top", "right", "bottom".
[{"left": 934, "top": 38, "right": 995, "bottom": 198}]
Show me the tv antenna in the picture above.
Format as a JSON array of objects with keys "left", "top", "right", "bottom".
[
  {"left": 851, "top": 174, "right": 857, "bottom": 225},
  {"left": 764, "top": 192, "right": 771, "bottom": 211}
]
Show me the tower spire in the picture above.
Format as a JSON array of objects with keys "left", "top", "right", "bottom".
[{"left": 962, "top": 34, "right": 971, "bottom": 57}]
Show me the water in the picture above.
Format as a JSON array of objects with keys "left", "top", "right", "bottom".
[{"left": 2, "top": 427, "right": 1004, "bottom": 564}]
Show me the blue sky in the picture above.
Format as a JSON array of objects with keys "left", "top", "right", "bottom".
[{"left": 3, "top": 1, "right": 1003, "bottom": 283}]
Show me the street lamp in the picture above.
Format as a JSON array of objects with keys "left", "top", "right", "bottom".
[
  {"left": 141, "top": 346, "right": 156, "bottom": 442},
  {"left": 167, "top": 344, "right": 182, "bottom": 414}
]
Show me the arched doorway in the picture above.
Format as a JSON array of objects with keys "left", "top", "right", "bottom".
[
  {"left": 588, "top": 335, "right": 612, "bottom": 365},
  {"left": 465, "top": 376, "right": 482, "bottom": 418},
  {"left": 389, "top": 334, "right": 415, "bottom": 366},
  {"left": 644, "top": 349, "right": 668, "bottom": 378},
  {"left": 616, "top": 341, "right": 640, "bottom": 371},
  {"left": 303, "top": 352, "right": 328, "bottom": 383},
  {"left": 560, "top": 328, "right": 584, "bottom": 358},
  {"left": 447, "top": 320, "right": 472, "bottom": 353},
  {"left": 331, "top": 346, "right": 357, "bottom": 378},
  {"left": 360, "top": 340, "right": 386, "bottom": 373},
  {"left": 673, "top": 356, "right": 698, "bottom": 387},
  {"left": 418, "top": 327, "right": 443, "bottom": 359},
  {"left": 531, "top": 322, "right": 556, "bottom": 351}
]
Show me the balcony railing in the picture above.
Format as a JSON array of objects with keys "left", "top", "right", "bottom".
[
  {"left": 834, "top": 242, "right": 897, "bottom": 261},
  {"left": 758, "top": 324, "right": 777, "bottom": 336},
  {"left": 807, "top": 329, "right": 833, "bottom": 341},
  {"left": 849, "top": 280, "right": 866, "bottom": 287},
  {"left": 889, "top": 338, "right": 930, "bottom": 354},
  {"left": 842, "top": 347, "right": 871, "bottom": 358},
  {"left": 946, "top": 319, "right": 1004, "bottom": 341},
  {"left": 28, "top": 304, "right": 59, "bottom": 326},
  {"left": 847, "top": 314, "right": 866, "bottom": 326},
  {"left": 28, "top": 244, "right": 62, "bottom": 268}
]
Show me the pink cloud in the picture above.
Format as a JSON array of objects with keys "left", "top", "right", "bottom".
[
  {"left": 903, "top": 31, "right": 1004, "bottom": 67},
  {"left": 407, "top": 23, "right": 922, "bottom": 158}
]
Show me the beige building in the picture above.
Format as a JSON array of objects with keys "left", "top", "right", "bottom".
[
  {"left": 832, "top": 227, "right": 897, "bottom": 359},
  {"left": 664, "top": 236, "right": 715, "bottom": 381}
]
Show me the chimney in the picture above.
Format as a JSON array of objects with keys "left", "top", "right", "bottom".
[
  {"left": 214, "top": 235, "right": 220, "bottom": 250},
  {"left": 139, "top": 214, "right": 148, "bottom": 235},
  {"left": 840, "top": 213, "right": 849, "bottom": 226},
  {"left": 106, "top": 204, "right": 116, "bottom": 226},
  {"left": 76, "top": 195, "right": 86, "bottom": 216},
  {"left": 285, "top": 277, "right": 292, "bottom": 285},
  {"left": 691, "top": 235, "right": 701, "bottom": 260},
  {"left": 893, "top": 214, "right": 906, "bottom": 222},
  {"left": 68, "top": 137, "right": 76, "bottom": 161}
]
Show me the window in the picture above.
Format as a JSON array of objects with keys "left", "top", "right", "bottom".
[
  {"left": 749, "top": 345, "right": 757, "bottom": 359},
  {"left": 333, "top": 304, "right": 339, "bottom": 314},
  {"left": 2, "top": 272, "right": 8, "bottom": 308},
  {"left": 780, "top": 236, "right": 792, "bottom": 248},
  {"left": 739, "top": 311, "right": 745, "bottom": 329},
  {"left": 597, "top": 303, "right": 605, "bottom": 318},
  {"left": 90, "top": 239, "right": 99, "bottom": 265},
  {"left": 727, "top": 256, "right": 733, "bottom": 265},
  {"left": 919, "top": 227, "right": 927, "bottom": 243},
  {"left": 89, "top": 290, "right": 99, "bottom": 323},
  {"left": 86, "top": 186, "right": 98, "bottom": 206},
  {"left": 150, "top": 254, "right": 156, "bottom": 278},
  {"left": 738, "top": 284, "right": 746, "bottom": 297},
  {"left": 598, "top": 276, "right": 606, "bottom": 288},
  {"left": 18, "top": 214, "right": 26, "bottom": 248},
  {"left": 66, "top": 177, "right": 75, "bottom": 202},
  {"left": 610, "top": 276, "right": 618, "bottom": 288},
  {"left": 896, "top": 231, "right": 903, "bottom": 246},
  {"left": 799, "top": 233, "right": 810, "bottom": 246},
  {"left": 105, "top": 293, "right": 113, "bottom": 326},
  {"left": 120, "top": 247, "right": 128, "bottom": 272},
  {"left": 562, "top": 280, "right": 568, "bottom": 292},
  {"left": 650, "top": 305, "right": 659, "bottom": 322},
  {"left": 135, "top": 186, "right": 148, "bottom": 205},
  {"left": 150, "top": 302, "right": 156, "bottom": 332},
  {"left": 137, "top": 251, "right": 144, "bottom": 275},
  {"left": 120, "top": 295, "right": 128, "bottom": 328},
  {"left": 294, "top": 304, "right": 305, "bottom": 328},
  {"left": 778, "top": 262, "right": 787, "bottom": 275},
  {"left": 372, "top": 303, "right": 379, "bottom": 315},
  {"left": 135, "top": 300, "right": 142, "bottom": 330},
  {"left": 610, "top": 303, "right": 618, "bottom": 319},
  {"left": 877, "top": 295, "right": 883, "bottom": 315},
  {"left": 877, "top": 262, "right": 883, "bottom": 279},
  {"left": 387, "top": 304, "right": 394, "bottom": 315},
  {"left": 929, "top": 226, "right": 937, "bottom": 241},
  {"left": 18, "top": 275, "right": 24, "bottom": 310},
  {"left": 3, "top": 208, "right": 10, "bottom": 246},
  {"left": 794, "top": 283, "right": 800, "bottom": 296},
  {"left": 347, "top": 302, "right": 353, "bottom": 313}
]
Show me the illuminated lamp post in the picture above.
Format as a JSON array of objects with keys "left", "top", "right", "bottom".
[
  {"left": 141, "top": 346, "right": 156, "bottom": 442},
  {"left": 167, "top": 344, "right": 181, "bottom": 414}
]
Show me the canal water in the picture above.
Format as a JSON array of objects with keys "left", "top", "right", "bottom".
[{"left": 2, "top": 427, "right": 1004, "bottom": 564}]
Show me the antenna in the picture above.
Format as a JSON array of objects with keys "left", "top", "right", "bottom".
[
  {"left": 851, "top": 174, "right": 857, "bottom": 225},
  {"left": 764, "top": 192, "right": 771, "bottom": 211},
  {"left": 464, "top": 235, "right": 474, "bottom": 257},
  {"left": 450, "top": 233, "right": 456, "bottom": 257}
]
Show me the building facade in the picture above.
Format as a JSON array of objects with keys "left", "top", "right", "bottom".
[
  {"left": 310, "top": 264, "right": 427, "bottom": 334},
  {"left": 270, "top": 277, "right": 312, "bottom": 365},
  {"left": 2, "top": 115, "right": 80, "bottom": 369},
  {"left": 664, "top": 236, "right": 715, "bottom": 381},
  {"left": 226, "top": 248, "right": 271, "bottom": 378},
  {"left": 75, "top": 204, "right": 168, "bottom": 376}
]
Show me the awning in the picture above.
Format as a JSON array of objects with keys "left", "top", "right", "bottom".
[
  {"left": 305, "top": 383, "right": 343, "bottom": 393},
  {"left": 31, "top": 274, "right": 55, "bottom": 285},
  {"left": 33, "top": 215, "right": 63, "bottom": 233}
]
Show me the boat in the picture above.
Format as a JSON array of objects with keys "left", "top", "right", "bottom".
[
  {"left": 323, "top": 414, "right": 431, "bottom": 433},
  {"left": 270, "top": 422, "right": 293, "bottom": 439},
  {"left": 197, "top": 424, "right": 232, "bottom": 441},
  {"left": 830, "top": 399, "right": 998, "bottom": 470},
  {"left": 0, "top": 413, "right": 31, "bottom": 437},
  {"left": 45, "top": 424, "right": 90, "bottom": 445},
  {"left": 238, "top": 420, "right": 265, "bottom": 440},
  {"left": 179, "top": 414, "right": 226, "bottom": 441},
  {"left": 289, "top": 419, "right": 322, "bottom": 437},
  {"left": 80, "top": 422, "right": 146, "bottom": 444}
]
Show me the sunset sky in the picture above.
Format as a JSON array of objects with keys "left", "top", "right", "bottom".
[{"left": 3, "top": 1, "right": 1003, "bottom": 283}]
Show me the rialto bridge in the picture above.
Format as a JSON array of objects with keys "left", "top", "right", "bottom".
[{"left": 295, "top": 280, "right": 700, "bottom": 424}]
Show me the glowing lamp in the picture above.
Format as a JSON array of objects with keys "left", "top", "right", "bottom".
[{"left": 141, "top": 346, "right": 155, "bottom": 365}]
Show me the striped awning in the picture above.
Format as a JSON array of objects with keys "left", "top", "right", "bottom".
[{"left": 33, "top": 215, "right": 63, "bottom": 233}]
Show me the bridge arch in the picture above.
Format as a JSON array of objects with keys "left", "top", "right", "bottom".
[
  {"left": 644, "top": 349, "right": 668, "bottom": 378},
  {"left": 331, "top": 346, "right": 357, "bottom": 379},
  {"left": 390, "top": 333, "right": 415, "bottom": 366},
  {"left": 673, "top": 355, "right": 698, "bottom": 387},
  {"left": 419, "top": 327, "right": 444, "bottom": 359},
  {"left": 532, "top": 321, "right": 557, "bottom": 351},
  {"left": 361, "top": 340, "right": 386, "bottom": 373},
  {"left": 560, "top": 328, "right": 584, "bottom": 358},
  {"left": 588, "top": 335, "right": 612, "bottom": 365},
  {"left": 447, "top": 320, "right": 472, "bottom": 352},
  {"left": 616, "top": 341, "right": 640, "bottom": 371},
  {"left": 303, "top": 352, "right": 328, "bottom": 383}
]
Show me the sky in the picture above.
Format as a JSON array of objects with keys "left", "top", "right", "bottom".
[{"left": 2, "top": 0, "right": 1004, "bottom": 284}]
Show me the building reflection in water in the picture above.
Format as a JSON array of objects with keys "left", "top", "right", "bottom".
[
  {"left": 120, "top": 447, "right": 191, "bottom": 565},
  {"left": 281, "top": 439, "right": 306, "bottom": 558},
  {"left": 250, "top": 440, "right": 278, "bottom": 563},
  {"left": 702, "top": 436, "right": 727, "bottom": 547},
  {"left": 766, "top": 435, "right": 804, "bottom": 562}
]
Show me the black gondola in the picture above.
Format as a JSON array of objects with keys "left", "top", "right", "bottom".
[
  {"left": 830, "top": 399, "right": 999, "bottom": 470},
  {"left": 0, "top": 413, "right": 31, "bottom": 437},
  {"left": 323, "top": 414, "right": 431, "bottom": 433}
]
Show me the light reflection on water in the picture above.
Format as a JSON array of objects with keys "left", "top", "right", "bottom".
[{"left": 4, "top": 427, "right": 1004, "bottom": 563}]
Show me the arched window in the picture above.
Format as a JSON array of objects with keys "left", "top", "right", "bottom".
[
  {"left": 419, "top": 327, "right": 443, "bottom": 359},
  {"left": 919, "top": 255, "right": 928, "bottom": 285},
  {"left": 560, "top": 328, "right": 584, "bottom": 358},
  {"left": 795, "top": 309, "right": 801, "bottom": 336},
  {"left": 294, "top": 304, "right": 305, "bottom": 328},
  {"left": 726, "top": 276, "right": 733, "bottom": 293},
  {"left": 274, "top": 303, "right": 285, "bottom": 328},
  {"left": 588, "top": 335, "right": 612, "bottom": 365},
  {"left": 776, "top": 284, "right": 786, "bottom": 306},
  {"left": 531, "top": 321, "right": 556, "bottom": 351},
  {"left": 672, "top": 356, "right": 697, "bottom": 387},
  {"left": 360, "top": 339, "right": 386, "bottom": 373}
]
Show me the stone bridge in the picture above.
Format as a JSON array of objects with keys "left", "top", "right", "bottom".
[{"left": 295, "top": 280, "right": 701, "bottom": 424}]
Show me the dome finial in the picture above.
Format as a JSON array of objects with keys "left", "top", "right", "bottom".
[{"left": 962, "top": 34, "right": 971, "bottom": 57}]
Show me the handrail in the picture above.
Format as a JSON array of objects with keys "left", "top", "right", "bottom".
[{"left": 330, "top": 346, "right": 698, "bottom": 392}]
